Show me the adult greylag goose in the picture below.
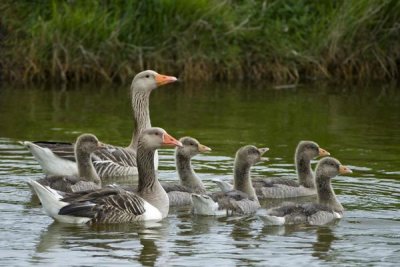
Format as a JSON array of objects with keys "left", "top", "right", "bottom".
[
  {"left": 111, "top": 137, "right": 211, "bottom": 206},
  {"left": 28, "top": 127, "right": 183, "bottom": 224},
  {"left": 213, "top": 141, "right": 330, "bottom": 199},
  {"left": 31, "top": 134, "right": 105, "bottom": 193},
  {"left": 191, "top": 145, "right": 269, "bottom": 216},
  {"left": 163, "top": 137, "right": 211, "bottom": 206},
  {"left": 22, "top": 70, "right": 178, "bottom": 178},
  {"left": 260, "top": 157, "right": 352, "bottom": 225}
]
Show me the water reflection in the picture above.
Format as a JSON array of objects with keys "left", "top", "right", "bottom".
[
  {"left": 312, "top": 226, "right": 338, "bottom": 261},
  {"left": 35, "top": 223, "right": 91, "bottom": 253},
  {"left": 34, "top": 220, "right": 168, "bottom": 266},
  {"left": 1, "top": 83, "right": 400, "bottom": 266}
]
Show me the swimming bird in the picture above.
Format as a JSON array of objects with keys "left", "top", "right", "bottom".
[
  {"left": 109, "top": 137, "right": 212, "bottom": 207},
  {"left": 22, "top": 70, "right": 178, "bottom": 178},
  {"left": 163, "top": 137, "right": 211, "bottom": 206},
  {"left": 259, "top": 157, "right": 352, "bottom": 226},
  {"left": 191, "top": 145, "right": 269, "bottom": 216},
  {"left": 213, "top": 141, "right": 330, "bottom": 199},
  {"left": 30, "top": 134, "right": 105, "bottom": 193},
  {"left": 28, "top": 127, "right": 182, "bottom": 224}
]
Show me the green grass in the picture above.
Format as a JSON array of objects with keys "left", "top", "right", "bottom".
[{"left": 1, "top": 0, "right": 399, "bottom": 83}]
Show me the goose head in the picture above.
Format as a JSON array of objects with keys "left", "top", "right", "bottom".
[
  {"left": 75, "top": 134, "right": 105, "bottom": 153},
  {"left": 131, "top": 70, "right": 178, "bottom": 93},
  {"left": 176, "top": 137, "right": 211, "bottom": 158},
  {"left": 315, "top": 157, "right": 352, "bottom": 180},
  {"left": 139, "top": 127, "right": 183, "bottom": 150},
  {"left": 235, "top": 145, "right": 269, "bottom": 166},
  {"left": 297, "top": 141, "right": 330, "bottom": 160}
]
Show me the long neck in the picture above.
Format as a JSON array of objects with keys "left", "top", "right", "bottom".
[
  {"left": 176, "top": 153, "right": 206, "bottom": 194},
  {"left": 129, "top": 91, "right": 151, "bottom": 149},
  {"left": 136, "top": 142, "right": 169, "bottom": 217},
  {"left": 137, "top": 144, "right": 157, "bottom": 192},
  {"left": 296, "top": 152, "right": 315, "bottom": 188},
  {"left": 316, "top": 174, "right": 343, "bottom": 212},
  {"left": 75, "top": 149, "right": 101, "bottom": 185},
  {"left": 233, "top": 161, "right": 258, "bottom": 201}
]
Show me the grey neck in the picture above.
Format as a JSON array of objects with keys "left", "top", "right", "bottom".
[
  {"left": 75, "top": 149, "right": 101, "bottom": 185},
  {"left": 176, "top": 153, "right": 206, "bottom": 194},
  {"left": 129, "top": 91, "right": 152, "bottom": 149},
  {"left": 316, "top": 174, "right": 344, "bottom": 212},
  {"left": 136, "top": 143, "right": 169, "bottom": 217},
  {"left": 233, "top": 161, "right": 258, "bottom": 201},
  {"left": 295, "top": 152, "right": 315, "bottom": 188}
]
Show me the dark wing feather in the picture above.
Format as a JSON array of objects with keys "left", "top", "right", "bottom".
[
  {"left": 208, "top": 190, "right": 259, "bottom": 214},
  {"left": 37, "top": 175, "right": 80, "bottom": 192},
  {"left": 59, "top": 189, "right": 147, "bottom": 223},
  {"left": 252, "top": 177, "right": 300, "bottom": 188},
  {"left": 209, "top": 190, "right": 251, "bottom": 202},
  {"left": 268, "top": 202, "right": 333, "bottom": 217},
  {"left": 161, "top": 183, "right": 193, "bottom": 193},
  {"left": 61, "top": 188, "right": 122, "bottom": 203},
  {"left": 208, "top": 190, "right": 260, "bottom": 214},
  {"left": 93, "top": 146, "right": 136, "bottom": 167},
  {"left": 58, "top": 201, "right": 97, "bottom": 218}
]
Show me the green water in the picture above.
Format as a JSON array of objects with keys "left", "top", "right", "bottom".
[{"left": 0, "top": 82, "right": 399, "bottom": 266}]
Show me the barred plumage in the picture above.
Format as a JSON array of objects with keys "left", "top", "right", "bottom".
[
  {"left": 23, "top": 70, "right": 177, "bottom": 178},
  {"left": 260, "top": 157, "right": 351, "bottom": 226},
  {"left": 30, "top": 127, "right": 181, "bottom": 224}
]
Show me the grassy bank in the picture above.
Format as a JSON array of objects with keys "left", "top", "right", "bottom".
[{"left": 1, "top": 0, "right": 399, "bottom": 83}]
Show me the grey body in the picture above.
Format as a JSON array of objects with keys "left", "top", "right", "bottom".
[
  {"left": 165, "top": 137, "right": 209, "bottom": 206},
  {"left": 261, "top": 157, "right": 350, "bottom": 226},
  {"left": 255, "top": 141, "right": 328, "bottom": 198},
  {"left": 35, "top": 134, "right": 102, "bottom": 193},
  {"left": 24, "top": 70, "right": 177, "bottom": 178},
  {"left": 118, "top": 137, "right": 210, "bottom": 207},
  {"left": 33, "top": 128, "right": 177, "bottom": 224},
  {"left": 192, "top": 145, "right": 268, "bottom": 215},
  {"left": 215, "top": 141, "right": 328, "bottom": 199}
]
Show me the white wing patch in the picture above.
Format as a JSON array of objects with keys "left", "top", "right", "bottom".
[{"left": 142, "top": 201, "right": 163, "bottom": 221}]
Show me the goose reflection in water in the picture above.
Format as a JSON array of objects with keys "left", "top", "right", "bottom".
[
  {"left": 312, "top": 226, "right": 339, "bottom": 261},
  {"left": 33, "top": 220, "right": 167, "bottom": 265}
]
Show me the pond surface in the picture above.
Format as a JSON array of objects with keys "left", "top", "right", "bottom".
[{"left": 0, "top": 82, "right": 399, "bottom": 266}]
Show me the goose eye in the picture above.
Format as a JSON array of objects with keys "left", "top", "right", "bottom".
[
  {"left": 145, "top": 75, "right": 150, "bottom": 78},
  {"left": 154, "top": 132, "right": 159, "bottom": 136}
]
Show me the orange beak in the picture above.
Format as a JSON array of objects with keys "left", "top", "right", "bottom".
[
  {"left": 155, "top": 74, "right": 178, "bottom": 87},
  {"left": 162, "top": 132, "right": 183, "bottom": 147},
  {"left": 339, "top": 165, "right": 352, "bottom": 174},
  {"left": 318, "top": 147, "right": 330, "bottom": 157},
  {"left": 198, "top": 143, "right": 212, "bottom": 153}
]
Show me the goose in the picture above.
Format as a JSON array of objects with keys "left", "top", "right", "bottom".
[
  {"left": 259, "top": 157, "right": 352, "bottom": 226},
  {"left": 163, "top": 137, "right": 211, "bottom": 206},
  {"left": 22, "top": 70, "right": 178, "bottom": 178},
  {"left": 109, "top": 137, "right": 212, "bottom": 206},
  {"left": 28, "top": 127, "right": 183, "bottom": 224},
  {"left": 31, "top": 134, "right": 105, "bottom": 193},
  {"left": 212, "top": 141, "right": 330, "bottom": 199},
  {"left": 191, "top": 145, "right": 269, "bottom": 216}
]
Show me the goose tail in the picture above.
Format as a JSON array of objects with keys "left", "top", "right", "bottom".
[
  {"left": 28, "top": 180, "right": 67, "bottom": 218},
  {"left": 21, "top": 141, "right": 78, "bottom": 176}
]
